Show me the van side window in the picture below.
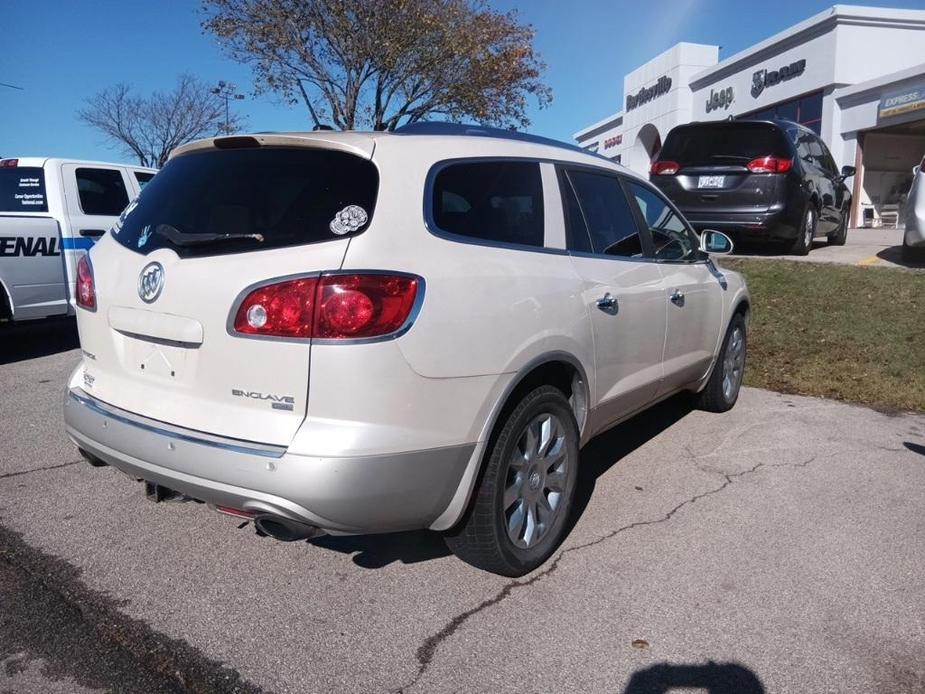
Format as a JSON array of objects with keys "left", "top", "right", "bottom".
[
  {"left": 563, "top": 169, "right": 643, "bottom": 257},
  {"left": 626, "top": 182, "right": 698, "bottom": 261},
  {"left": 76, "top": 168, "right": 129, "bottom": 216},
  {"left": 431, "top": 161, "right": 544, "bottom": 247},
  {"left": 134, "top": 171, "right": 155, "bottom": 189}
]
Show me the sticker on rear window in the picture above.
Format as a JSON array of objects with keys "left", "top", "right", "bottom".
[{"left": 329, "top": 205, "right": 368, "bottom": 236}]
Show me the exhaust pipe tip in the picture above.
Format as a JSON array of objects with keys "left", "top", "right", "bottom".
[{"left": 253, "top": 514, "right": 324, "bottom": 542}]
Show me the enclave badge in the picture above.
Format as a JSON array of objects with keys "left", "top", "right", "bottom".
[{"left": 138, "top": 262, "right": 164, "bottom": 303}]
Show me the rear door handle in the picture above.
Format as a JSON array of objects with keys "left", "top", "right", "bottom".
[
  {"left": 596, "top": 293, "right": 618, "bottom": 313},
  {"left": 79, "top": 228, "right": 106, "bottom": 238},
  {"left": 670, "top": 290, "right": 685, "bottom": 307}
]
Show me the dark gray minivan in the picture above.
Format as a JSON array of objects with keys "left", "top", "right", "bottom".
[{"left": 649, "top": 120, "right": 855, "bottom": 255}]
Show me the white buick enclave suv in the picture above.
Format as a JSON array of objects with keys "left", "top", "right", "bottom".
[{"left": 64, "top": 124, "right": 749, "bottom": 576}]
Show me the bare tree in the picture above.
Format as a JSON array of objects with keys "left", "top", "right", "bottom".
[
  {"left": 201, "top": 0, "right": 551, "bottom": 131},
  {"left": 78, "top": 75, "right": 245, "bottom": 167}
]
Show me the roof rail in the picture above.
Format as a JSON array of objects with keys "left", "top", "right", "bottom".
[{"left": 394, "top": 121, "right": 611, "bottom": 162}]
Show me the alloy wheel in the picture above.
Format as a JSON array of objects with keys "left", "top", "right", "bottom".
[
  {"left": 503, "top": 413, "right": 569, "bottom": 549},
  {"left": 722, "top": 326, "right": 745, "bottom": 402}
]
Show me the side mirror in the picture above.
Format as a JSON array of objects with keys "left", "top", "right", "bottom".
[
  {"left": 700, "top": 229, "right": 734, "bottom": 255},
  {"left": 841, "top": 165, "right": 856, "bottom": 179}
]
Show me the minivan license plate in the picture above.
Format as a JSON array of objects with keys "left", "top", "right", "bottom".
[{"left": 698, "top": 175, "right": 725, "bottom": 188}]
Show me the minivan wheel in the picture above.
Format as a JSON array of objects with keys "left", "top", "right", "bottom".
[
  {"left": 827, "top": 214, "right": 848, "bottom": 246},
  {"left": 902, "top": 243, "right": 925, "bottom": 264},
  {"left": 790, "top": 206, "right": 816, "bottom": 256},
  {"left": 697, "top": 313, "right": 747, "bottom": 413},
  {"left": 445, "top": 385, "right": 579, "bottom": 577}
]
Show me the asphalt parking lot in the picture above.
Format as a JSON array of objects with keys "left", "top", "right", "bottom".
[
  {"left": 732, "top": 226, "right": 924, "bottom": 269},
  {"left": 2, "top": 321, "right": 924, "bottom": 694}
]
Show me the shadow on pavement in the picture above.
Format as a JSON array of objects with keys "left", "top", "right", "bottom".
[
  {"left": 623, "top": 661, "right": 765, "bottom": 693},
  {"left": 877, "top": 245, "right": 925, "bottom": 269},
  {"left": 0, "top": 319, "right": 79, "bottom": 365},
  {"left": 904, "top": 441, "right": 925, "bottom": 457},
  {"left": 566, "top": 392, "right": 695, "bottom": 536},
  {"left": 308, "top": 530, "right": 451, "bottom": 568}
]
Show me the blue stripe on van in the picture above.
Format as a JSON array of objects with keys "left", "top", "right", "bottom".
[{"left": 60, "top": 237, "right": 96, "bottom": 250}]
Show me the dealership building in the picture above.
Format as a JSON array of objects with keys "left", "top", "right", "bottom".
[{"left": 574, "top": 4, "right": 925, "bottom": 227}]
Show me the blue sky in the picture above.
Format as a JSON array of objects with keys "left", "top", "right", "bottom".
[{"left": 2, "top": 0, "right": 923, "bottom": 163}]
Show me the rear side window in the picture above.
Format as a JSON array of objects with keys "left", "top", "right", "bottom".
[
  {"left": 431, "top": 161, "right": 544, "bottom": 248},
  {"left": 113, "top": 148, "right": 379, "bottom": 258},
  {"left": 563, "top": 169, "right": 643, "bottom": 257},
  {"left": 0, "top": 167, "right": 48, "bottom": 212},
  {"left": 134, "top": 171, "right": 155, "bottom": 189},
  {"left": 660, "top": 124, "right": 791, "bottom": 166},
  {"left": 76, "top": 168, "right": 129, "bottom": 216}
]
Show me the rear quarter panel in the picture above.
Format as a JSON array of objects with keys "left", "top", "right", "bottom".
[{"left": 336, "top": 138, "right": 594, "bottom": 444}]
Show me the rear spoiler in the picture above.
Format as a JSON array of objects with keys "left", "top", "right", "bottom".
[{"left": 169, "top": 133, "right": 375, "bottom": 162}]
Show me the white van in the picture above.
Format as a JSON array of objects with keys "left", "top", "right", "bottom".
[{"left": 0, "top": 158, "right": 156, "bottom": 322}]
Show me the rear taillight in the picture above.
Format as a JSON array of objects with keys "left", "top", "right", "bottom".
[
  {"left": 75, "top": 254, "right": 96, "bottom": 311},
  {"left": 746, "top": 156, "right": 793, "bottom": 173},
  {"left": 232, "top": 273, "right": 420, "bottom": 340},
  {"left": 650, "top": 160, "right": 680, "bottom": 175},
  {"left": 0, "top": 159, "right": 18, "bottom": 168}
]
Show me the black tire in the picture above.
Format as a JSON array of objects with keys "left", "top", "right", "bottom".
[
  {"left": 697, "top": 313, "right": 747, "bottom": 413},
  {"left": 902, "top": 243, "right": 925, "bottom": 264},
  {"left": 827, "top": 214, "right": 848, "bottom": 246},
  {"left": 790, "top": 205, "right": 816, "bottom": 256},
  {"left": 445, "top": 385, "right": 579, "bottom": 577}
]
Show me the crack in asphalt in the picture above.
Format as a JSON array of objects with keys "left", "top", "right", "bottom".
[
  {"left": 0, "top": 459, "right": 81, "bottom": 481},
  {"left": 394, "top": 454, "right": 817, "bottom": 693}
]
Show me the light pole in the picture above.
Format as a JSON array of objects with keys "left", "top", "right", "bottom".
[{"left": 210, "top": 81, "right": 245, "bottom": 134}]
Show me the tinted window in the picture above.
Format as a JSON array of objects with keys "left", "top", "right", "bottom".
[
  {"left": 76, "top": 168, "right": 129, "bottom": 216},
  {"left": 565, "top": 170, "right": 643, "bottom": 257},
  {"left": 432, "top": 161, "right": 544, "bottom": 247},
  {"left": 0, "top": 167, "right": 48, "bottom": 212},
  {"left": 817, "top": 140, "right": 838, "bottom": 175},
  {"left": 660, "top": 123, "right": 791, "bottom": 166},
  {"left": 627, "top": 182, "right": 697, "bottom": 261},
  {"left": 114, "top": 148, "right": 379, "bottom": 258},
  {"left": 134, "top": 171, "right": 155, "bottom": 189}
]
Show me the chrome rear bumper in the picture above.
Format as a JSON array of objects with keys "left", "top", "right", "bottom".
[{"left": 64, "top": 388, "right": 474, "bottom": 533}]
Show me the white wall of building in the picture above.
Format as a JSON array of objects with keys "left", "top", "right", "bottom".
[{"left": 618, "top": 43, "right": 718, "bottom": 172}]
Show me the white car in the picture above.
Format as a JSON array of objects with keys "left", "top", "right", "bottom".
[
  {"left": 63, "top": 125, "right": 749, "bottom": 576},
  {"left": 0, "top": 157, "right": 155, "bottom": 322},
  {"left": 903, "top": 155, "right": 925, "bottom": 262}
]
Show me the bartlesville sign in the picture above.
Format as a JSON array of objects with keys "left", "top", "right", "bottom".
[{"left": 626, "top": 75, "right": 672, "bottom": 111}]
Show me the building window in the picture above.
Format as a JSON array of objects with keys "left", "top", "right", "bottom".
[{"left": 740, "top": 90, "right": 823, "bottom": 134}]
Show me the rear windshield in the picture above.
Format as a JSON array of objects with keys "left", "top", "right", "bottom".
[
  {"left": 0, "top": 167, "right": 48, "bottom": 213},
  {"left": 660, "top": 124, "right": 792, "bottom": 167},
  {"left": 113, "top": 148, "right": 379, "bottom": 257}
]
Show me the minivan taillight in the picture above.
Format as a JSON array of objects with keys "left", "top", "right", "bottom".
[
  {"left": 746, "top": 156, "right": 793, "bottom": 173},
  {"left": 650, "top": 160, "right": 680, "bottom": 175},
  {"left": 75, "top": 254, "right": 96, "bottom": 310},
  {"left": 232, "top": 273, "right": 420, "bottom": 340}
]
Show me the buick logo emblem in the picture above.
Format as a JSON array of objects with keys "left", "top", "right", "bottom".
[{"left": 138, "top": 262, "right": 164, "bottom": 303}]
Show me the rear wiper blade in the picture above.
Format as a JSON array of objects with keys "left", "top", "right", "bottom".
[{"left": 153, "top": 224, "right": 264, "bottom": 246}]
